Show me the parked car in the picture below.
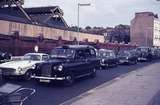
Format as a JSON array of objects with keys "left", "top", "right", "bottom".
[
  {"left": 0, "top": 51, "right": 11, "bottom": 64},
  {"left": 0, "top": 53, "right": 49, "bottom": 80},
  {"left": 117, "top": 50, "right": 138, "bottom": 64},
  {"left": 98, "top": 49, "right": 118, "bottom": 69},
  {"left": 136, "top": 47, "right": 152, "bottom": 61},
  {"left": 32, "top": 45, "right": 99, "bottom": 86},
  {"left": 151, "top": 48, "right": 160, "bottom": 60},
  {"left": 156, "top": 48, "right": 160, "bottom": 59}
]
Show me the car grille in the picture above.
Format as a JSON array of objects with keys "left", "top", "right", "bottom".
[
  {"left": 0, "top": 68, "right": 15, "bottom": 75},
  {"left": 41, "top": 65, "right": 52, "bottom": 77}
]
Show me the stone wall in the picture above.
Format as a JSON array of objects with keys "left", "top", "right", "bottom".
[{"left": 0, "top": 19, "right": 104, "bottom": 43}]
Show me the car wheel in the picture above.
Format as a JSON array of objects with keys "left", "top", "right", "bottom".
[
  {"left": 23, "top": 70, "right": 32, "bottom": 81},
  {"left": 114, "top": 62, "right": 118, "bottom": 67},
  {"left": 135, "top": 60, "right": 138, "bottom": 64},
  {"left": 90, "top": 68, "right": 96, "bottom": 78},
  {"left": 101, "top": 66, "right": 106, "bottom": 70},
  {"left": 63, "top": 73, "right": 75, "bottom": 86}
]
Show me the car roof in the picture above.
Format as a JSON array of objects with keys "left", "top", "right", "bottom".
[
  {"left": 99, "top": 49, "right": 114, "bottom": 53},
  {"left": 56, "top": 45, "right": 95, "bottom": 49},
  {"left": 137, "top": 46, "right": 150, "bottom": 49},
  {"left": 24, "top": 53, "right": 48, "bottom": 56}
]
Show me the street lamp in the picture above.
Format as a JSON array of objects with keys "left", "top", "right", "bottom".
[{"left": 77, "top": 3, "right": 91, "bottom": 45}]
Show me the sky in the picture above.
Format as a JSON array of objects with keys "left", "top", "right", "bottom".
[{"left": 24, "top": 0, "right": 160, "bottom": 28}]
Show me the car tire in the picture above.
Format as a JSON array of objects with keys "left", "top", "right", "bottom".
[
  {"left": 23, "top": 70, "right": 32, "bottom": 81},
  {"left": 63, "top": 73, "right": 75, "bottom": 86},
  {"left": 90, "top": 68, "right": 96, "bottom": 78},
  {"left": 113, "top": 62, "right": 118, "bottom": 67},
  {"left": 101, "top": 66, "right": 106, "bottom": 70},
  {"left": 135, "top": 60, "right": 138, "bottom": 64}
]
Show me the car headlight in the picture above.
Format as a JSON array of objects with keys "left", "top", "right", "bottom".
[
  {"left": 17, "top": 67, "right": 22, "bottom": 71},
  {"left": 53, "top": 65, "right": 63, "bottom": 71},
  {"left": 31, "top": 64, "right": 36, "bottom": 69},
  {"left": 102, "top": 59, "right": 105, "bottom": 63},
  {"left": 57, "top": 65, "right": 63, "bottom": 71},
  {"left": 16, "top": 67, "right": 23, "bottom": 74}
]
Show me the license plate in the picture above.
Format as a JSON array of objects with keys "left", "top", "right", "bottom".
[
  {"left": 119, "top": 60, "right": 125, "bottom": 63},
  {"left": 39, "top": 79, "right": 50, "bottom": 83}
]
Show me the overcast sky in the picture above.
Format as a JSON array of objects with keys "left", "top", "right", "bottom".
[{"left": 24, "top": 0, "right": 160, "bottom": 28}]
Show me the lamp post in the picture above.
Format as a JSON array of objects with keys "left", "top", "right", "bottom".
[{"left": 77, "top": 3, "right": 91, "bottom": 45}]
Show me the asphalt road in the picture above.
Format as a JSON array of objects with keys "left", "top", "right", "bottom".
[{"left": 2, "top": 60, "right": 160, "bottom": 105}]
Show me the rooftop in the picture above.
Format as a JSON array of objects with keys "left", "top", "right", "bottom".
[{"left": 0, "top": 6, "right": 68, "bottom": 28}]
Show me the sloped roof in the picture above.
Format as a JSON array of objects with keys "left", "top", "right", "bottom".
[
  {"left": 0, "top": 6, "right": 68, "bottom": 28},
  {"left": 25, "top": 6, "right": 62, "bottom": 14}
]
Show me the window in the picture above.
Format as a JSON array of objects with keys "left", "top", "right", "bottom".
[
  {"left": 76, "top": 50, "right": 86, "bottom": 59},
  {"left": 90, "top": 49, "right": 96, "bottom": 57},
  {"left": 42, "top": 55, "right": 49, "bottom": 61}
]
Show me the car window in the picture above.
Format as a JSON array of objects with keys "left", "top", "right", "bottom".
[
  {"left": 51, "top": 48, "right": 75, "bottom": 59},
  {"left": 90, "top": 49, "right": 96, "bottom": 57},
  {"left": 110, "top": 52, "right": 116, "bottom": 58},
  {"left": 84, "top": 49, "right": 91, "bottom": 58},
  {"left": 75, "top": 50, "right": 86, "bottom": 59},
  {"left": 137, "top": 48, "right": 149, "bottom": 52},
  {"left": 42, "top": 55, "right": 49, "bottom": 61},
  {"left": 23, "top": 54, "right": 41, "bottom": 61},
  {"left": 118, "top": 51, "right": 131, "bottom": 57}
]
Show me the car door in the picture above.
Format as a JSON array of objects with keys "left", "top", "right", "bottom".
[
  {"left": 70, "top": 49, "right": 88, "bottom": 77},
  {"left": 109, "top": 52, "right": 116, "bottom": 66},
  {"left": 85, "top": 48, "right": 97, "bottom": 73}
]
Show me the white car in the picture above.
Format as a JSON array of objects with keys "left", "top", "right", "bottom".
[{"left": 0, "top": 53, "right": 49, "bottom": 80}]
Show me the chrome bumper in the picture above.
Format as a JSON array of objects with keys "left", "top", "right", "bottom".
[
  {"left": 138, "top": 58, "right": 147, "bottom": 61},
  {"left": 31, "top": 75, "right": 65, "bottom": 80},
  {"left": 119, "top": 59, "right": 129, "bottom": 63},
  {"left": 100, "top": 63, "right": 107, "bottom": 66}
]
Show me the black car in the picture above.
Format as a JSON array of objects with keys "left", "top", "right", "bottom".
[
  {"left": 151, "top": 48, "right": 160, "bottom": 60},
  {"left": 136, "top": 47, "right": 152, "bottom": 61},
  {"left": 98, "top": 49, "right": 118, "bottom": 69},
  {"left": 117, "top": 50, "right": 138, "bottom": 64},
  {"left": 33, "top": 45, "right": 99, "bottom": 86}
]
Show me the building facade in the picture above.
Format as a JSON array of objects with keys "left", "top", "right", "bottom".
[
  {"left": 153, "top": 18, "right": 160, "bottom": 46},
  {"left": 130, "top": 12, "right": 160, "bottom": 47}
]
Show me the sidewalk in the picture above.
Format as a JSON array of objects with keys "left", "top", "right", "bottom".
[{"left": 61, "top": 62, "right": 160, "bottom": 105}]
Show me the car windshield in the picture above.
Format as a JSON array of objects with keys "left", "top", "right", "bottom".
[
  {"left": 51, "top": 48, "right": 75, "bottom": 59},
  {"left": 118, "top": 51, "right": 131, "bottom": 57},
  {"left": 22, "top": 54, "right": 41, "bottom": 61},
  {"left": 137, "top": 48, "right": 148, "bottom": 52},
  {"left": 98, "top": 51, "right": 113, "bottom": 58}
]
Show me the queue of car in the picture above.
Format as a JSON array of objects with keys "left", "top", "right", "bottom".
[{"left": 0, "top": 45, "right": 160, "bottom": 86}]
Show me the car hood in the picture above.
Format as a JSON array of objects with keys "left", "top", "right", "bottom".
[
  {"left": 0, "top": 60, "right": 43, "bottom": 69},
  {"left": 118, "top": 56, "right": 129, "bottom": 59}
]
